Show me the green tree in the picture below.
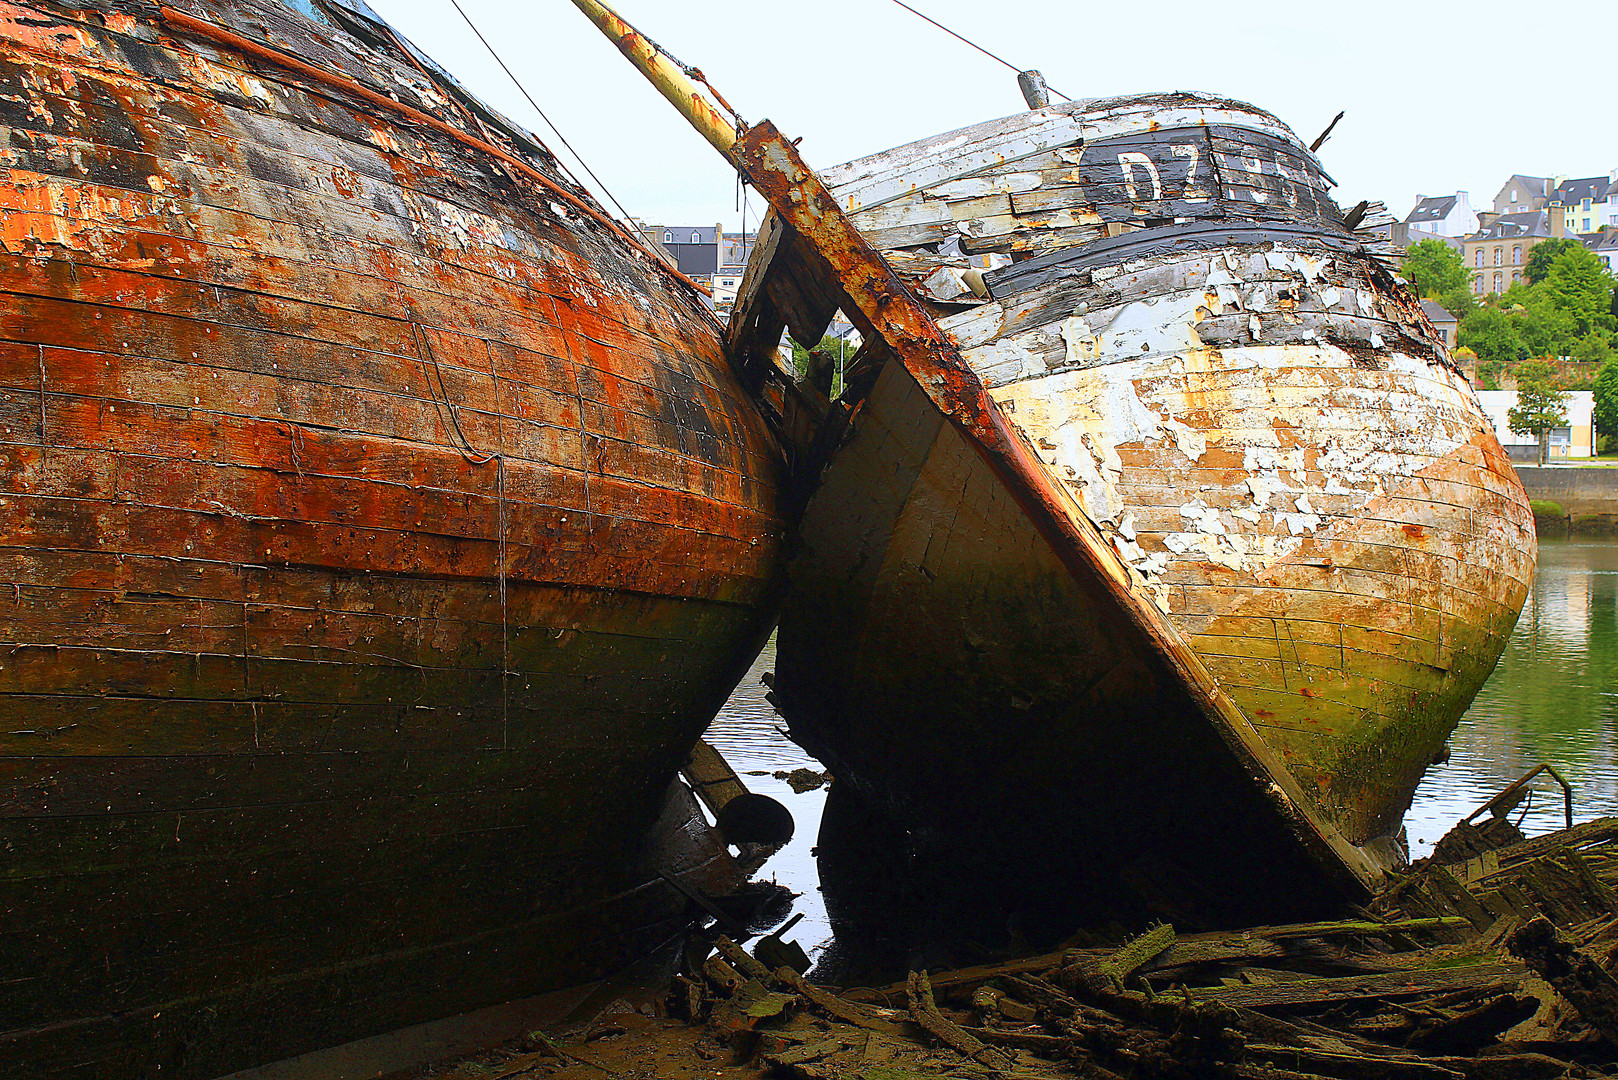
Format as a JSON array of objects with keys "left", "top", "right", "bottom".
[
  {"left": 1400, "top": 239, "right": 1469, "bottom": 298},
  {"left": 1515, "top": 295, "right": 1580, "bottom": 359},
  {"left": 1499, "top": 278, "right": 1536, "bottom": 308},
  {"left": 1574, "top": 332, "right": 1613, "bottom": 367},
  {"left": 1523, "top": 238, "right": 1581, "bottom": 285},
  {"left": 1539, "top": 244, "right": 1618, "bottom": 336},
  {"left": 790, "top": 333, "right": 853, "bottom": 397},
  {"left": 1508, "top": 358, "right": 1569, "bottom": 465},
  {"left": 1436, "top": 285, "right": 1478, "bottom": 319},
  {"left": 1596, "top": 358, "right": 1618, "bottom": 450},
  {"left": 1458, "top": 306, "right": 1525, "bottom": 366}
]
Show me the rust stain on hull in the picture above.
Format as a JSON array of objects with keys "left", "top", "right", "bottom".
[{"left": 0, "top": 0, "right": 783, "bottom": 1075}]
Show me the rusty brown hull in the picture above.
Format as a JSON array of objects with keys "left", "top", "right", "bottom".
[
  {"left": 744, "top": 94, "right": 1532, "bottom": 935},
  {"left": 0, "top": 0, "right": 782, "bottom": 1074}
]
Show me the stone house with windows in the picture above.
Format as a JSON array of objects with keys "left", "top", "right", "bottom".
[
  {"left": 1403, "top": 192, "right": 1478, "bottom": 238},
  {"left": 1420, "top": 300, "right": 1458, "bottom": 349},
  {"left": 633, "top": 222, "right": 723, "bottom": 284},
  {"left": 1553, "top": 174, "right": 1618, "bottom": 235},
  {"left": 1492, "top": 175, "right": 1552, "bottom": 215},
  {"left": 1586, "top": 229, "right": 1618, "bottom": 273},
  {"left": 1460, "top": 208, "right": 1565, "bottom": 295}
]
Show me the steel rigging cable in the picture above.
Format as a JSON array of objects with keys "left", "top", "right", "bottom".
[
  {"left": 888, "top": 0, "right": 1071, "bottom": 101},
  {"left": 447, "top": 0, "right": 640, "bottom": 228}
]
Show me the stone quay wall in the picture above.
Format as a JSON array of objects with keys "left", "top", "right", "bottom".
[{"left": 1516, "top": 467, "right": 1618, "bottom": 537}]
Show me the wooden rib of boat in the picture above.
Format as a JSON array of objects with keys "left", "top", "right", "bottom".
[
  {"left": 0, "top": 0, "right": 782, "bottom": 1074},
  {"left": 574, "top": 4, "right": 1534, "bottom": 936}
]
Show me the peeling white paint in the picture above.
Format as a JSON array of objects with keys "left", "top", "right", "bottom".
[
  {"left": 1162, "top": 417, "right": 1207, "bottom": 462},
  {"left": 964, "top": 237, "right": 1505, "bottom": 602}
]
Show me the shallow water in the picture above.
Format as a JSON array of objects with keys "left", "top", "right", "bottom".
[
  {"left": 706, "top": 539, "right": 1618, "bottom": 956},
  {"left": 1405, "top": 538, "right": 1618, "bottom": 852},
  {"left": 701, "top": 636, "right": 835, "bottom": 956}
]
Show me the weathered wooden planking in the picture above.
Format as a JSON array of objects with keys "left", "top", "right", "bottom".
[
  {"left": 0, "top": 0, "right": 784, "bottom": 1076},
  {"left": 924, "top": 142, "right": 1530, "bottom": 844},
  {"left": 821, "top": 95, "right": 1336, "bottom": 272},
  {"left": 823, "top": 107, "right": 1083, "bottom": 217},
  {"left": 822, "top": 92, "right": 1311, "bottom": 222}
]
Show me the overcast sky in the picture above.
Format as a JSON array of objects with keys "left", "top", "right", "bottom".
[{"left": 365, "top": 0, "right": 1614, "bottom": 233}]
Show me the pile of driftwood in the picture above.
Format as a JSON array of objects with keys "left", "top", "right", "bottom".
[{"left": 659, "top": 817, "right": 1618, "bottom": 1080}]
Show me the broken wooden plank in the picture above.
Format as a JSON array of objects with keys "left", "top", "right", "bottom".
[
  {"left": 713, "top": 935, "right": 774, "bottom": 984},
  {"left": 839, "top": 949, "right": 1069, "bottom": 1002},
  {"left": 1067, "top": 924, "right": 1177, "bottom": 993},
  {"left": 1179, "top": 964, "right": 1528, "bottom": 1009},
  {"left": 768, "top": 1038, "right": 846, "bottom": 1066},
  {"left": 681, "top": 739, "right": 749, "bottom": 817},
  {"left": 1243, "top": 1042, "right": 1465, "bottom": 1079},
  {"left": 962, "top": 1026, "right": 1069, "bottom": 1052},
  {"left": 905, "top": 970, "right": 1013, "bottom": 1070},
  {"left": 1507, "top": 916, "right": 1618, "bottom": 1045},
  {"left": 775, "top": 966, "right": 903, "bottom": 1034}
]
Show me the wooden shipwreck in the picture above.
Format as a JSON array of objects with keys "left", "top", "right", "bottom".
[
  {"left": 0, "top": 0, "right": 784, "bottom": 1074},
  {"left": 577, "top": 6, "right": 1537, "bottom": 935}
]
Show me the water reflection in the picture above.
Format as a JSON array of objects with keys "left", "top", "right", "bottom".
[
  {"left": 703, "top": 635, "right": 833, "bottom": 954},
  {"left": 709, "top": 541, "right": 1618, "bottom": 957},
  {"left": 1407, "top": 540, "right": 1618, "bottom": 851}
]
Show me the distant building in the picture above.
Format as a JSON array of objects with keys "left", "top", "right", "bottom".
[
  {"left": 1362, "top": 221, "right": 1458, "bottom": 250},
  {"left": 707, "top": 231, "right": 759, "bottom": 315},
  {"left": 1459, "top": 208, "right": 1566, "bottom": 295},
  {"left": 1585, "top": 228, "right": 1618, "bottom": 273},
  {"left": 706, "top": 232, "right": 763, "bottom": 316},
  {"left": 1404, "top": 191, "right": 1478, "bottom": 238},
  {"left": 1475, "top": 389, "right": 1596, "bottom": 463},
  {"left": 1420, "top": 299, "right": 1458, "bottom": 350},
  {"left": 720, "top": 231, "right": 756, "bottom": 268},
  {"left": 1553, "top": 173, "right": 1618, "bottom": 235},
  {"left": 710, "top": 266, "right": 746, "bottom": 313},
  {"left": 1492, "top": 175, "right": 1552, "bottom": 215},
  {"left": 635, "top": 223, "right": 722, "bottom": 282}
]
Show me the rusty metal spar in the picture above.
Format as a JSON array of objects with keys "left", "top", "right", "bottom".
[{"left": 569, "top": 0, "right": 741, "bottom": 158}]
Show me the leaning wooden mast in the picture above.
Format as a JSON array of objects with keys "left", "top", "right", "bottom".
[{"left": 569, "top": 0, "right": 741, "bottom": 157}]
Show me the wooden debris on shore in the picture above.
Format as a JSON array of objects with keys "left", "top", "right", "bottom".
[
  {"left": 433, "top": 816, "right": 1618, "bottom": 1079},
  {"left": 683, "top": 817, "right": 1618, "bottom": 1079}
]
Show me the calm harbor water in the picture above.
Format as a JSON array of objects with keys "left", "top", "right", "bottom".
[
  {"left": 1405, "top": 539, "right": 1618, "bottom": 851},
  {"left": 707, "top": 538, "right": 1618, "bottom": 957},
  {"left": 703, "top": 636, "right": 836, "bottom": 956}
]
